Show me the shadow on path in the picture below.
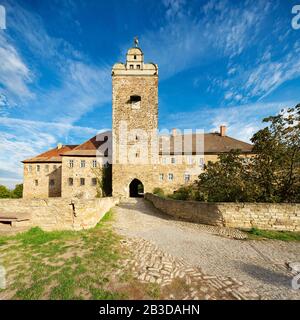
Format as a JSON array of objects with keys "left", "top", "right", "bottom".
[{"left": 239, "top": 262, "right": 292, "bottom": 289}]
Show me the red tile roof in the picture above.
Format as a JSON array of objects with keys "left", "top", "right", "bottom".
[
  {"left": 22, "top": 130, "right": 252, "bottom": 163},
  {"left": 160, "top": 133, "right": 253, "bottom": 155},
  {"left": 22, "top": 145, "right": 77, "bottom": 163},
  {"left": 62, "top": 131, "right": 111, "bottom": 157}
]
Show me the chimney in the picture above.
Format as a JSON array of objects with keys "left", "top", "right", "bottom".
[
  {"left": 220, "top": 125, "right": 227, "bottom": 137},
  {"left": 57, "top": 143, "right": 63, "bottom": 149},
  {"left": 171, "top": 128, "right": 177, "bottom": 136}
]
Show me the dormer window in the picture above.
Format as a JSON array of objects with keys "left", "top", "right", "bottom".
[{"left": 130, "top": 95, "right": 141, "bottom": 109}]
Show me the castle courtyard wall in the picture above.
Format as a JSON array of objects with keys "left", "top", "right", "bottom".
[
  {"left": 0, "top": 197, "right": 119, "bottom": 233},
  {"left": 145, "top": 193, "right": 300, "bottom": 232}
]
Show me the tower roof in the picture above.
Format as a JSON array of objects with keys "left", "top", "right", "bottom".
[
  {"left": 112, "top": 39, "right": 158, "bottom": 76},
  {"left": 127, "top": 47, "right": 143, "bottom": 55}
]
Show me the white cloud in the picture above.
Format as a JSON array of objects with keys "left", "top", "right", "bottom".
[
  {"left": 0, "top": 116, "right": 102, "bottom": 188},
  {"left": 0, "top": 33, "right": 34, "bottom": 105},
  {"left": 0, "top": 1, "right": 112, "bottom": 187},
  {"left": 135, "top": 0, "right": 274, "bottom": 80},
  {"left": 0, "top": 1, "right": 111, "bottom": 122}
]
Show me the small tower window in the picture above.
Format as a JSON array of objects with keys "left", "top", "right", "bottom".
[
  {"left": 68, "top": 178, "right": 73, "bottom": 186},
  {"left": 130, "top": 95, "right": 141, "bottom": 109},
  {"left": 80, "top": 178, "right": 85, "bottom": 186},
  {"left": 137, "top": 64, "right": 140, "bottom": 70},
  {"left": 130, "top": 64, "right": 134, "bottom": 69},
  {"left": 134, "top": 55, "right": 137, "bottom": 60}
]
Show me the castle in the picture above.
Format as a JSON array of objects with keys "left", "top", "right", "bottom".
[{"left": 22, "top": 41, "right": 253, "bottom": 199}]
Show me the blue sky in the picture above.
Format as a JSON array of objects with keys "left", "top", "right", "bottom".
[{"left": 0, "top": 0, "right": 300, "bottom": 188}]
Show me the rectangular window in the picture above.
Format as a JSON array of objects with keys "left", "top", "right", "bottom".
[
  {"left": 45, "top": 165, "right": 49, "bottom": 172},
  {"left": 168, "top": 173, "right": 174, "bottom": 181},
  {"left": 199, "top": 158, "right": 204, "bottom": 169},
  {"left": 69, "top": 160, "right": 74, "bottom": 168},
  {"left": 36, "top": 165, "right": 40, "bottom": 172},
  {"left": 80, "top": 160, "right": 86, "bottom": 168},
  {"left": 91, "top": 178, "right": 97, "bottom": 186},
  {"left": 80, "top": 178, "right": 85, "bottom": 186},
  {"left": 137, "top": 64, "right": 140, "bottom": 69},
  {"left": 159, "top": 173, "right": 164, "bottom": 181},
  {"left": 68, "top": 178, "right": 73, "bottom": 186},
  {"left": 92, "top": 160, "right": 97, "bottom": 168},
  {"left": 49, "top": 179, "right": 55, "bottom": 187},
  {"left": 34, "top": 179, "right": 38, "bottom": 186},
  {"left": 187, "top": 157, "right": 193, "bottom": 165},
  {"left": 130, "top": 64, "right": 134, "bottom": 69},
  {"left": 162, "top": 158, "right": 167, "bottom": 164},
  {"left": 28, "top": 165, "right": 32, "bottom": 172},
  {"left": 171, "top": 157, "right": 176, "bottom": 164},
  {"left": 184, "top": 174, "right": 191, "bottom": 183}
]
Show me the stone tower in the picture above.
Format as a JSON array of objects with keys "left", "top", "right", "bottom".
[{"left": 112, "top": 40, "right": 159, "bottom": 197}]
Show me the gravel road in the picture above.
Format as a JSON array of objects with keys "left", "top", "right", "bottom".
[{"left": 113, "top": 198, "right": 300, "bottom": 300}]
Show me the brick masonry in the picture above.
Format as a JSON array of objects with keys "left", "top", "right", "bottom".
[{"left": 145, "top": 193, "right": 300, "bottom": 232}]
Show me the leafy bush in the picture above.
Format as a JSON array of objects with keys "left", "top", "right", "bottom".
[
  {"left": 168, "top": 185, "right": 203, "bottom": 201},
  {"left": 153, "top": 187, "right": 165, "bottom": 197}
]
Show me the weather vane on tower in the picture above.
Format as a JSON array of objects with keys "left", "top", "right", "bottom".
[{"left": 134, "top": 36, "right": 139, "bottom": 48}]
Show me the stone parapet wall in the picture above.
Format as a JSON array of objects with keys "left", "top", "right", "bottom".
[
  {"left": 145, "top": 193, "right": 300, "bottom": 232},
  {"left": 0, "top": 197, "right": 119, "bottom": 233}
]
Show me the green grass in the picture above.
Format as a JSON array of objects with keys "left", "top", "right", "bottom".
[
  {"left": 0, "top": 210, "right": 136, "bottom": 300},
  {"left": 247, "top": 227, "right": 300, "bottom": 241}
]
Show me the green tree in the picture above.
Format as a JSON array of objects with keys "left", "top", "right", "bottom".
[
  {"left": 251, "top": 104, "right": 300, "bottom": 202},
  {"left": 196, "top": 150, "right": 255, "bottom": 202},
  {"left": 193, "top": 104, "right": 300, "bottom": 203},
  {"left": 11, "top": 184, "right": 23, "bottom": 198},
  {"left": 95, "top": 162, "right": 112, "bottom": 197},
  {"left": 0, "top": 185, "right": 11, "bottom": 198}
]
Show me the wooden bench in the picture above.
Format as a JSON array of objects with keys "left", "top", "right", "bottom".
[{"left": 0, "top": 212, "right": 31, "bottom": 228}]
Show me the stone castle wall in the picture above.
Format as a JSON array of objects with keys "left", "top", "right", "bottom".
[
  {"left": 23, "top": 163, "right": 62, "bottom": 199},
  {"left": 145, "top": 193, "right": 300, "bottom": 232},
  {"left": 61, "top": 156, "right": 99, "bottom": 199},
  {"left": 0, "top": 197, "right": 118, "bottom": 233}
]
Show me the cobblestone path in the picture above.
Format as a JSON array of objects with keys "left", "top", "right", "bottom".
[{"left": 114, "top": 198, "right": 300, "bottom": 300}]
